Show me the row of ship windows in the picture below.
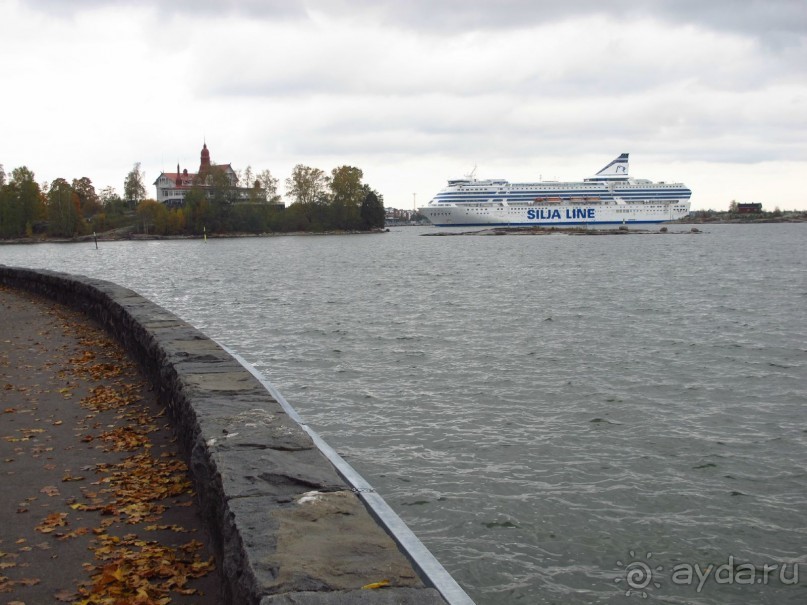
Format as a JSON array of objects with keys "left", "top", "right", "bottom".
[
  {"left": 459, "top": 208, "right": 679, "bottom": 213},
  {"left": 442, "top": 202, "right": 684, "bottom": 207},
  {"left": 439, "top": 196, "right": 687, "bottom": 202},
  {"left": 457, "top": 185, "right": 681, "bottom": 192},
  {"left": 436, "top": 207, "right": 687, "bottom": 215},
  {"left": 449, "top": 187, "right": 687, "bottom": 193}
]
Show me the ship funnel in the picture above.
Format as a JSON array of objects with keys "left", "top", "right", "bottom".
[{"left": 592, "top": 153, "right": 629, "bottom": 179}]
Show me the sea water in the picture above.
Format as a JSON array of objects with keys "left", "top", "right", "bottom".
[{"left": 2, "top": 224, "right": 805, "bottom": 604}]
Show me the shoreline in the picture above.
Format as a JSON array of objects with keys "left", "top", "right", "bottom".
[
  {"left": 0, "top": 228, "right": 389, "bottom": 245},
  {"left": 1, "top": 218, "right": 804, "bottom": 245}
]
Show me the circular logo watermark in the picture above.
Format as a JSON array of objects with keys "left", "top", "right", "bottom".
[{"left": 615, "top": 551, "right": 663, "bottom": 598}]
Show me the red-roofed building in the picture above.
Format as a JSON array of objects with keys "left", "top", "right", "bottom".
[{"left": 153, "top": 143, "right": 252, "bottom": 206}]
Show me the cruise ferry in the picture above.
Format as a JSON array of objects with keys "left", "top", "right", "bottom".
[{"left": 419, "top": 154, "right": 691, "bottom": 227}]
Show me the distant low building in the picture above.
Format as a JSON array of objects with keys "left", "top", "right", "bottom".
[
  {"left": 385, "top": 207, "right": 426, "bottom": 225},
  {"left": 153, "top": 143, "right": 276, "bottom": 207},
  {"left": 737, "top": 203, "right": 763, "bottom": 214}
]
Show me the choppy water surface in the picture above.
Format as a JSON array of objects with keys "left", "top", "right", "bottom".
[{"left": 2, "top": 224, "right": 806, "bottom": 604}]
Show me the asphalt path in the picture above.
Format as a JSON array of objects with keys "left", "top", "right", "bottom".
[{"left": 0, "top": 285, "right": 219, "bottom": 604}]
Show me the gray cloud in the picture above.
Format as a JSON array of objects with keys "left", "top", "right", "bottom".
[
  {"left": 7, "top": 0, "right": 806, "bottom": 208},
  {"left": 20, "top": 0, "right": 306, "bottom": 19},
  {"left": 21, "top": 0, "right": 807, "bottom": 44},
  {"left": 323, "top": 0, "right": 807, "bottom": 44}
]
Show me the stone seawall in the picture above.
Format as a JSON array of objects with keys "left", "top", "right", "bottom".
[{"left": 0, "top": 266, "right": 451, "bottom": 605}]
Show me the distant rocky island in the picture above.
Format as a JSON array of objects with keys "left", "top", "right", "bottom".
[
  {"left": 423, "top": 226, "right": 703, "bottom": 236},
  {"left": 679, "top": 209, "right": 807, "bottom": 223}
]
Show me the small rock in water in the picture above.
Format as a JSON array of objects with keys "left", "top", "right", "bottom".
[{"left": 483, "top": 520, "right": 519, "bottom": 529}]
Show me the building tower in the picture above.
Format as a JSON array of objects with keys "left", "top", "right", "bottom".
[{"left": 199, "top": 142, "right": 211, "bottom": 175}]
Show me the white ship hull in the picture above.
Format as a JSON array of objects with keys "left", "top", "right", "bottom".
[
  {"left": 420, "top": 200, "right": 691, "bottom": 227},
  {"left": 419, "top": 154, "right": 691, "bottom": 227}
]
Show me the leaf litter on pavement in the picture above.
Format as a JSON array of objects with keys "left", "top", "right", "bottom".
[{"left": 0, "top": 288, "right": 217, "bottom": 604}]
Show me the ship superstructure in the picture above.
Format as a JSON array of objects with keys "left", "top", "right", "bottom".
[{"left": 419, "top": 154, "right": 691, "bottom": 227}]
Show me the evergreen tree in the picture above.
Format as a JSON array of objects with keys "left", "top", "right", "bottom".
[{"left": 360, "top": 191, "right": 385, "bottom": 230}]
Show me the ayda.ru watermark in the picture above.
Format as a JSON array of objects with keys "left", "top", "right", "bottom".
[{"left": 615, "top": 551, "right": 799, "bottom": 597}]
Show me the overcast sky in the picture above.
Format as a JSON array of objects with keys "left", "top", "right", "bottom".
[{"left": 1, "top": 0, "right": 806, "bottom": 211}]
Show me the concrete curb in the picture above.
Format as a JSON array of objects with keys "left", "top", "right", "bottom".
[{"left": 0, "top": 266, "right": 457, "bottom": 605}]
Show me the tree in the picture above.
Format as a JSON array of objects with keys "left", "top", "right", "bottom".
[
  {"left": 285, "top": 164, "right": 329, "bottom": 206},
  {"left": 184, "top": 186, "right": 211, "bottom": 234},
  {"left": 241, "top": 165, "right": 254, "bottom": 189},
  {"left": 0, "top": 166, "right": 44, "bottom": 237},
  {"left": 99, "top": 186, "right": 125, "bottom": 214},
  {"left": 330, "top": 165, "right": 364, "bottom": 229},
  {"left": 167, "top": 207, "right": 186, "bottom": 234},
  {"left": 16, "top": 167, "right": 45, "bottom": 235},
  {"left": 0, "top": 164, "right": 5, "bottom": 187},
  {"left": 209, "top": 167, "right": 236, "bottom": 203},
  {"left": 124, "top": 162, "right": 147, "bottom": 208},
  {"left": 205, "top": 166, "right": 238, "bottom": 231},
  {"left": 0, "top": 173, "right": 15, "bottom": 237},
  {"left": 360, "top": 191, "right": 385, "bottom": 230},
  {"left": 257, "top": 169, "right": 281, "bottom": 204},
  {"left": 72, "top": 177, "right": 102, "bottom": 218},
  {"left": 361, "top": 183, "right": 383, "bottom": 206},
  {"left": 47, "top": 177, "right": 83, "bottom": 237},
  {"left": 285, "top": 165, "right": 330, "bottom": 228},
  {"left": 330, "top": 166, "right": 364, "bottom": 204},
  {"left": 136, "top": 199, "right": 168, "bottom": 234}
]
